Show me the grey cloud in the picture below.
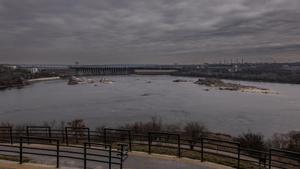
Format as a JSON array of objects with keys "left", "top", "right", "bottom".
[{"left": 0, "top": 0, "right": 299, "bottom": 64}]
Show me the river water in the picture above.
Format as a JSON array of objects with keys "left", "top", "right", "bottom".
[{"left": 0, "top": 75, "right": 299, "bottom": 137}]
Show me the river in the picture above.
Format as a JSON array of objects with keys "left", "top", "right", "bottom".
[{"left": 0, "top": 75, "right": 299, "bottom": 137}]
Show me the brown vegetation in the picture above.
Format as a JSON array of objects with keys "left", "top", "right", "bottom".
[{"left": 1, "top": 118, "right": 299, "bottom": 153}]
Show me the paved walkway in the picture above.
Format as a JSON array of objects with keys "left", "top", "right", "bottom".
[
  {"left": 124, "top": 152, "right": 233, "bottom": 169},
  {"left": 0, "top": 144, "right": 233, "bottom": 169}
]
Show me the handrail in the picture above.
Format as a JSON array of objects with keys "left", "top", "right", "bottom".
[
  {"left": 271, "top": 148, "right": 300, "bottom": 156},
  {"left": 0, "top": 136, "right": 127, "bottom": 169},
  {"left": 21, "top": 136, "right": 58, "bottom": 141},
  {"left": 1, "top": 127, "right": 299, "bottom": 169},
  {"left": 19, "top": 136, "right": 59, "bottom": 168}
]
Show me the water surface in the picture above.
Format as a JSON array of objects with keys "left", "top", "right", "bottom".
[{"left": 0, "top": 75, "right": 299, "bottom": 137}]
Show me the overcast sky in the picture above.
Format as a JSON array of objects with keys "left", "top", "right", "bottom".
[{"left": 0, "top": 0, "right": 299, "bottom": 64}]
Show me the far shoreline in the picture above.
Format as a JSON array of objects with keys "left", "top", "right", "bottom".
[
  {"left": 171, "top": 73, "right": 300, "bottom": 85},
  {"left": 27, "top": 76, "right": 61, "bottom": 82},
  {"left": 1, "top": 74, "right": 299, "bottom": 92},
  {"left": 72, "top": 74, "right": 300, "bottom": 86}
]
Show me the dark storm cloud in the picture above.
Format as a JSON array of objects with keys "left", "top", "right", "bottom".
[{"left": 0, "top": 0, "right": 299, "bottom": 64}]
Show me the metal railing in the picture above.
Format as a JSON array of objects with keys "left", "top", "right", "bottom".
[
  {"left": 0, "top": 126, "right": 299, "bottom": 169},
  {"left": 20, "top": 136, "right": 60, "bottom": 168},
  {"left": 26, "top": 126, "right": 52, "bottom": 143},
  {"left": 65, "top": 127, "right": 91, "bottom": 145},
  {"left": 0, "top": 135, "right": 128, "bottom": 169},
  {"left": 104, "top": 128, "right": 132, "bottom": 151},
  {"left": 0, "top": 127, "right": 13, "bottom": 144},
  {"left": 148, "top": 132, "right": 181, "bottom": 157}
]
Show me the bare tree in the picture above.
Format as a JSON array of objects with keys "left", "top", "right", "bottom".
[
  {"left": 67, "top": 119, "right": 87, "bottom": 144},
  {"left": 184, "top": 121, "right": 207, "bottom": 140}
]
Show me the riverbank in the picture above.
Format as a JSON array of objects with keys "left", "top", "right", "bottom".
[
  {"left": 0, "top": 77, "right": 61, "bottom": 90},
  {"left": 0, "top": 65, "right": 64, "bottom": 90},
  {"left": 0, "top": 65, "right": 30, "bottom": 90},
  {"left": 27, "top": 77, "right": 61, "bottom": 82}
]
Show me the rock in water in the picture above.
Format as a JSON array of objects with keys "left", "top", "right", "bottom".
[
  {"left": 68, "top": 76, "right": 82, "bottom": 85},
  {"left": 173, "top": 79, "right": 189, "bottom": 82}
]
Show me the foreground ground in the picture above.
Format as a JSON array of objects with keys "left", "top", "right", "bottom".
[
  {"left": 0, "top": 160, "right": 55, "bottom": 169},
  {"left": 0, "top": 152, "right": 232, "bottom": 169}
]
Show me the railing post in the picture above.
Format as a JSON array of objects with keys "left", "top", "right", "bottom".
[
  {"left": 56, "top": 140, "right": 59, "bottom": 168},
  {"left": 268, "top": 149, "right": 272, "bottom": 169},
  {"left": 178, "top": 135, "right": 181, "bottom": 158},
  {"left": 26, "top": 127, "right": 29, "bottom": 144},
  {"left": 109, "top": 145, "right": 112, "bottom": 169},
  {"left": 65, "top": 127, "right": 68, "bottom": 146},
  {"left": 128, "top": 130, "right": 132, "bottom": 152},
  {"left": 75, "top": 128, "right": 78, "bottom": 144},
  {"left": 148, "top": 132, "right": 151, "bottom": 154},
  {"left": 9, "top": 127, "right": 13, "bottom": 144},
  {"left": 49, "top": 127, "right": 52, "bottom": 144},
  {"left": 237, "top": 144, "right": 240, "bottom": 169},
  {"left": 120, "top": 144, "right": 124, "bottom": 169},
  {"left": 88, "top": 128, "right": 91, "bottom": 147},
  {"left": 84, "top": 143, "right": 87, "bottom": 169},
  {"left": 190, "top": 140, "right": 194, "bottom": 150},
  {"left": 104, "top": 128, "right": 107, "bottom": 145},
  {"left": 264, "top": 152, "right": 267, "bottom": 167},
  {"left": 201, "top": 137, "right": 204, "bottom": 162},
  {"left": 19, "top": 137, "right": 23, "bottom": 164}
]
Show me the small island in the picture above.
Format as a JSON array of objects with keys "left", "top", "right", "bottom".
[
  {"left": 194, "top": 78, "right": 277, "bottom": 94},
  {"left": 173, "top": 79, "right": 189, "bottom": 82},
  {"left": 68, "top": 76, "right": 113, "bottom": 85}
]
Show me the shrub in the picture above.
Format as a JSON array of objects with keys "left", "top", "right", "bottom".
[
  {"left": 67, "top": 119, "right": 86, "bottom": 128},
  {"left": 236, "top": 132, "right": 267, "bottom": 151},
  {"left": 67, "top": 119, "right": 87, "bottom": 143},
  {"left": 120, "top": 116, "right": 162, "bottom": 133},
  {"left": 272, "top": 131, "right": 300, "bottom": 152},
  {"left": 236, "top": 132, "right": 268, "bottom": 164},
  {"left": 183, "top": 121, "right": 208, "bottom": 140}
]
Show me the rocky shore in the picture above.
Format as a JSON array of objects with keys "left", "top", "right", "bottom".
[
  {"left": 173, "top": 79, "right": 190, "bottom": 82},
  {"left": 27, "top": 77, "right": 61, "bottom": 82},
  {"left": 0, "top": 78, "right": 29, "bottom": 90},
  {"left": 194, "top": 78, "right": 276, "bottom": 94},
  {"left": 0, "top": 65, "right": 29, "bottom": 90},
  {"left": 68, "top": 76, "right": 113, "bottom": 85},
  {"left": 173, "top": 79, "right": 197, "bottom": 83},
  {"left": 0, "top": 65, "right": 63, "bottom": 90}
]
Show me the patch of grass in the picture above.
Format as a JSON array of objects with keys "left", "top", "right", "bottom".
[
  {"left": 0, "top": 155, "right": 30, "bottom": 163},
  {"left": 132, "top": 144, "right": 178, "bottom": 156}
]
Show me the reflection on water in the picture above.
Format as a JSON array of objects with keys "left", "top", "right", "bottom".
[{"left": 0, "top": 75, "right": 300, "bottom": 137}]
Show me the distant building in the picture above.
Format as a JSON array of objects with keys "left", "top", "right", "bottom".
[
  {"left": 228, "top": 64, "right": 239, "bottom": 73},
  {"left": 4, "top": 65, "right": 17, "bottom": 70},
  {"left": 28, "top": 67, "right": 39, "bottom": 74}
]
